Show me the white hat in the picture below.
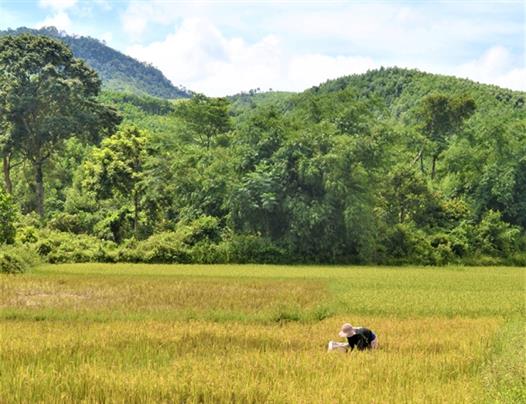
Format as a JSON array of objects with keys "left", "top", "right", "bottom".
[{"left": 338, "top": 323, "right": 355, "bottom": 338}]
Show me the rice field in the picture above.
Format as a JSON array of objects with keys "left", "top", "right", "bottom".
[{"left": 1, "top": 264, "right": 524, "bottom": 403}]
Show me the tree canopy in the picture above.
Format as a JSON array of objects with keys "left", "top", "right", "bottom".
[
  {"left": 1, "top": 36, "right": 525, "bottom": 266},
  {"left": 0, "top": 34, "right": 121, "bottom": 217}
]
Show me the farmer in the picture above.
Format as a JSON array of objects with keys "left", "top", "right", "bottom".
[{"left": 338, "top": 323, "right": 378, "bottom": 351}]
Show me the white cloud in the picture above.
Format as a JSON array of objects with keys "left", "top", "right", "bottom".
[
  {"left": 120, "top": 0, "right": 253, "bottom": 38},
  {"left": 39, "top": 0, "right": 77, "bottom": 11},
  {"left": 121, "top": 0, "right": 180, "bottom": 37},
  {"left": 36, "top": 11, "right": 72, "bottom": 32},
  {"left": 127, "top": 18, "right": 281, "bottom": 95},
  {"left": 268, "top": 4, "right": 523, "bottom": 60},
  {"left": 127, "top": 18, "right": 380, "bottom": 96},
  {"left": 99, "top": 31, "right": 113, "bottom": 44},
  {"left": 454, "top": 46, "right": 526, "bottom": 91},
  {"left": 493, "top": 68, "right": 526, "bottom": 91},
  {"left": 36, "top": 0, "right": 77, "bottom": 33},
  {"left": 288, "top": 54, "right": 376, "bottom": 90}
]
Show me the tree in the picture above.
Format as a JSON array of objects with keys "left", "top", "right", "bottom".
[
  {"left": 83, "top": 126, "right": 148, "bottom": 235},
  {"left": 0, "top": 187, "right": 16, "bottom": 244},
  {"left": 175, "top": 94, "right": 231, "bottom": 149},
  {"left": 0, "top": 34, "right": 121, "bottom": 217},
  {"left": 0, "top": 120, "right": 17, "bottom": 194},
  {"left": 417, "top": 93, "right": 476, "bottom": 179}
]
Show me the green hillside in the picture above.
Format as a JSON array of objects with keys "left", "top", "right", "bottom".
[
  {"left": 0, "top": 26, "right": 190, "bottom": 99},
  {"left": 76, "top": 70, "right": 526, "bottom": 258}
]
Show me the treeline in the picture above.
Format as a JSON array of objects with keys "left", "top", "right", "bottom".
[{"left": 1, "top": 35, "right": 525, "bottom": 268}]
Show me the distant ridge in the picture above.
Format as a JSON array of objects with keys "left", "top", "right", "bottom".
[{"left": 0, "top": 26, "right": 191, "bottom": 99}]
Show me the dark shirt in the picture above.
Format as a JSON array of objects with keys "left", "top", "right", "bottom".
[{"left": 346, "top": 327, "right": 376, "bottom": 351}]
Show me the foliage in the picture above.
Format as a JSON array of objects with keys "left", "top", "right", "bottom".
[
  {"left": 2, "top": 51, "right": 525, "bottom": 265},
  {"left": 118, "top": 216, "right": 224, "bottom": 263},
  {"left": 118, "top": 232, "right": 192, "bottom": 263},
  {"left": 225, "top": 234, "right": 286, "bottom": 264},
  {"left": 175, "top": 93, "right": 231, "bottom": 148},
  {"left": 32, "top": 229, "right": 116, "bottom": 263},
  {"left": 0, "top": 187, "right": 16, "bottom": 244},
  {"left": 0, "top": 34, "right": 121, "bottom": 217},
  {"left": 416, "top": 93, "right": 476, "bottom": 178},
  {"left": 0, "top": 245, "right": 39, "bottom": 273},
  {"left": 474, "top": 210, "right": 521, "bottom": 257},
  {"left": 83, "top": 126, "right": 148, "bottom": 235}
]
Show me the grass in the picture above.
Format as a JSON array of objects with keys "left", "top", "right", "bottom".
[{"left": 0, "top": 264, "right": 524, "bottom": 402}]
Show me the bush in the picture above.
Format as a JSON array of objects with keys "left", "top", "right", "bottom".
[
  {"left": 47, "top": 212, "right": 96, "bottom": 234},
  {"left": 474, "top": 210, "right": 521, "bottom": 257},
  {"left": 183, "top": 216, "right": 222, "bottom": 245},
  {"left": 118, "top": 216, "right": 224, "bottom": 263},
  {"left": 190, "top": 241, "right": 228, "bottom": 264},
  {"left": 32, "top": 230, "right": 116, "bottom": 263},
  {"left": 120, "top": 232, "right": 191, "bottom": 263},
  {"left": 93, "top": 207, "right": 134, "bottom": 243},
  {"left": 383, "top": 223, "right": 466, "bottom": 265},
  {"left": 0, "top": 245, "right": 40, "bottom": 274},
  {"left": 505, "top": 252, "right": 526, "bottom": 266},
  {"left": 462, "top": 255, "right": 502, "bottom": 266},
  {"left": 383, "top": 222, "right": 434, "bottom": 264},
  {"left": 225, "top": 234, "right": 285, "bottom": 264}
]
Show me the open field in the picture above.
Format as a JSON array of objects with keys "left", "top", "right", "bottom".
[{"left": 1, "top": 264, "right": 524, "bottom": 403}]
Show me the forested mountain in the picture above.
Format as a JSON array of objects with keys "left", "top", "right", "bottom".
[
  {"left": 0, "top": 27, "right": 190, "bottom": 99},
  {"left": 1, "top": 32, "right": 524, "bottom": 268}
]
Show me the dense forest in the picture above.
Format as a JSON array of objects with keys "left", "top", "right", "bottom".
[
  {"left": 1, "top": 34, "right": 525, "bottom": 270},
  {"left": 0, "top": 27, "right": 190, "bottom": 99}
]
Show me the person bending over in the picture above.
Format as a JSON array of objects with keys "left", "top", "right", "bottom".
[{"left": 338, "top": 323, "right": 378, "bottom": 351}]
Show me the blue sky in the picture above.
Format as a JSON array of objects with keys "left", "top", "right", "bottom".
[{"left": 1, "top": 0, "right": 524, "bottom": 95}]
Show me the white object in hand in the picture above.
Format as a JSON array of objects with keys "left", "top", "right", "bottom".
[{"left": 327, "top": 340, "right": 349, "bottom": 353}]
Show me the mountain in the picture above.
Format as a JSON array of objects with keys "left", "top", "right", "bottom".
[
  {"left": 0, "top": 26, "right": 190, "bottom": 99},
  {"left": 231, "top": 67, "right": 524, "bottom": 118}
]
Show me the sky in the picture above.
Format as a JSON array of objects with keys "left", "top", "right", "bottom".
[{"left": 0, "top": 0, "right": 524, "bottom": 96}]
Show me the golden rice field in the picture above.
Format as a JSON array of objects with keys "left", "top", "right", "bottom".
[{"left": 0, "top": 264, "right": 524, "bottom": 403}]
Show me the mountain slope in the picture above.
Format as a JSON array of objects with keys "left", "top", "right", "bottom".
[
  {"left": 0, "top": 26, "right": 190, "bottom": 99},
  {"left": 229, "top": 67, "right": 524, "bottom": 120},
  {"left": 307, "top": 67, "right": 524, "bottom": 116}
]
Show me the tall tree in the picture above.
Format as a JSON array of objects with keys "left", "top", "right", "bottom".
[
  {"left": 417, "top": 93, "right": 476, "bottom": 179},
  {"left": 0, "top": 120, "right": 15, "bottom": 194},
  {"left": 83, "top": 126, "right": 148, "bottom": 236},
  {"left": 175, "top": 94, "right": 231, "bottom": 149},
  {"left": 0, "top": 187, "right": 16, "bottom": 244},
  {"left": 0, "top": 34, "right": 120, "bottom": 217}
]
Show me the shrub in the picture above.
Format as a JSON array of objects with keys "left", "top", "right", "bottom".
[
  {"left": 118, "top": 216, "right": 224, "bottom": 263},
  {"left": 48, "top": 212, "right": 96, "bottom": 234},
  {"left": 190, "top": 241, "right": 228, "bottom": 264},
  {"left": 505, "top": 252, "right": 526, "bottom": 266},
  {"left": 474, "top": 210, "right": 521, "bottom": 256},
  {"left": 383, "top": 222, "right": 435, "bottom": 264},
  {"left": 383, "top": 223, "right": 464, "bottom": 265},
  {"left": 183, "top": 216, "right": 222, "bottom": 245},
  {"left": 122, "top": 232, "right": 191, "bottom": 263},
  {"left": 15, "top": 213, "right": 42, "bottom": 244},
  {"left": 226, "top": 234, "right": 285, "bottom": 264},
  {"left": 33, "top": 230, "right": 116, "bottom": 263},
  {"left": 93, "top": 207, "right": 134, "bottom": 243},
  {"left": 0, "top": 245, "right": 40, "bottom": 274}
]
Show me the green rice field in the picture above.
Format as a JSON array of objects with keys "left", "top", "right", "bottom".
[{"left": 1, "top": 264, "right": 524, "bottom": 403}]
